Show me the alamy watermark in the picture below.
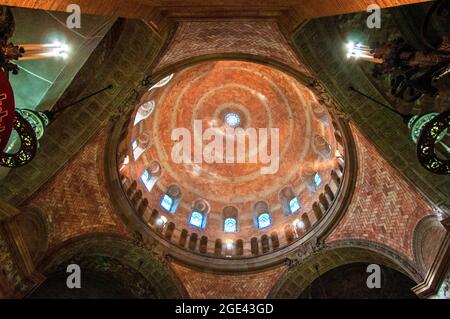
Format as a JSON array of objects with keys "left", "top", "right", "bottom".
[
  {"left": 367, "top": 4, "right": 381, "bottom": 29},
  {"left": 66, "top": 264, "right": 81, "bottom": 289},
  {"left": 171, "top": 120, "right": 280, "bottom": 175},
  {"left": 66, "top": 4, "right": 81, "bottom": 29},
  {"left": 366, "top": 264, "right": 381, "bottom": 289}
]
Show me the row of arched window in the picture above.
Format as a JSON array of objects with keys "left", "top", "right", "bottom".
[
  {"left": 132, "top": 142, "right": 326, "bottom": 233},
  {"left": 131, "top": 74, "right": 176, "bottom": 161},
  {"left": 122, "top": 171, "right": 342, "bottom": 257},
  {"left": 136, "top": 168, "right": 322, "bottom": 232}
]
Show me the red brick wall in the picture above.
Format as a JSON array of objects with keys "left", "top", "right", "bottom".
[
  {"left": 171, "top": 262, "right": 287, "bottom": 299},
  {"left": 327, "top": 124, "right": 433, "bottom": 260},
  {"left": 155, "top": 21, "right": 310, "bottom": 75},
  {"left": 26, "top": 128, "right": 130, "bottom": 248}
]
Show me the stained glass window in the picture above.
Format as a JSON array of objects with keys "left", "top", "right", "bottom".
[
  {"left": 189, "top": 211, "right": 204, "bottom": 228},
  {"left": 289, "top": 197, "right": 301, "bottom": 214},
  {"left": 160, "top": 194, "right": 174, "bottom": 212},
  {"left": 258, "top": 213, "right": 271, "bottom": 229},
  {"left": 133, "top": 139, "right": 145, "bottom": 160},
  {"left": 141, "top": 170, "right": 157, "bottom": 192},
  {"left": 224, "top": 218, "right": 237, "bottom": 232},
  {"left": 149, "top": 74, "right": 174, "bottom": 91},
  {"left": 134, "top": 101, "right": 155, "bottom": 126},
  {"left": 225, "top": 113, "right": 241, "bottom": 128},
  {"left": 314, "top": 173, "right": 322, "bottom": 189}
]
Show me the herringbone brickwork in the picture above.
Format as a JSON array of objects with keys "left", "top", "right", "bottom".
[
  {"left": 327, "top": 125, "right": 433, "bottom": 259},
  {"left": 28, "top": 129, "right": 130, "bottom": 248},
  {"left": 171, "top": 262, "right": 287, "bottom": 299},
  {"left": 155, "top": 21, "right": 310, "bottom": 75}
]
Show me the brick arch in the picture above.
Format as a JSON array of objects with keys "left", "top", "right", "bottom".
[
  {"left": 268, "top": 240, "right": 423, "bottom": 299},
  {"left": 413, "top": 215, "right": 447, "bottom": 275},
  {"left": 37, "top": 233, "right": 188, "bottom": 299},
  {"left": 150, "top": 52, "right": 315, "bottom": 90}
]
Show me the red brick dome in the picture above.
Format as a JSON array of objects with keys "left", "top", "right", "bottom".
[{"left": 118, "top": 60, "right": 346, "bottom": 264}]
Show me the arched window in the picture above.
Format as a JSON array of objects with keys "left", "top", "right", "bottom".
[
  {"left": 254, "top": 201, "right": 272, "bottom": 229},
  {"left": 224, "top": 218, "right": 237, "bottom": 233},
  {"left": 314, "top": 172, "right": 322, "bottom": 189},
  {"left": 313, "top": 134, "right": 332, "bottom": 160},
  {"left": 306, "top": 172, "right": 322, "bottom": 193},
  {"left": 134, "top": 100, "right": 155, "bottom": 126},
  {"left": 140, "top": 161, "right": 161, "bottom": 192},
  {"left": 160, "top": 185, "right": 182, "bottom": 213},
  {"left": 148, "top": 73, "right": 174, "bottom": 91},
  {"left": 257, "top": 213, "right": 272, "bottom": 229},
  {"left": 189, "top": 199, "right": 210, "bottom": 229},
  {"left": 160, "top": 195, "right": 174, "bottom": 212},
  {"left": 189, "top": 211, "right": 205, "bottom": 228},
  {"left": 311, "top": 102, "right": 330, "bottom": 126},
  {"left": 289, "top": 197, "right": 301, "bottom": 214},
  {"left": 280, "top": 187, "right": 301, "bottom": 215},
  {"left": 132, "top": 132, "right": 151, "bottom": 160},
  {"left": 222, "top": 206, "right": 238, "bottom": 233},
  {"left": 141, "top": 170, "right": 157, "bottom": 192}
]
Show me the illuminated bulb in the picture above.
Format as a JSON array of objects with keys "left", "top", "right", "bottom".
[
  {"left": 50, "top": 42, "right": 70, "bottom": 59},
  {"left": 346, "top": 41, "right": 355, "bottom": 51},
  {"left": 293, "top": 219, "right": 305, "bottom": 229},
  {"left": 61, "top": 43, "right": 70, "bottom": 52},
  {"left": 345, "top": 41, "right": 378, "bottom": 62},
  {"left": 156, "top": 216, "right": 167, "bottom": 226},
  {"left": 225, "top": 239, "right": 234, "bottom": 249}
]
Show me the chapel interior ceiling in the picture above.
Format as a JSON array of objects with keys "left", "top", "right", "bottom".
[{"left": 0, "top": 0, "right": 449, "bottom": 300}]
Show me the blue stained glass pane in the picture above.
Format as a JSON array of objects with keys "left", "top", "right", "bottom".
[
  {"left": 141, "top": 170, "right": 157, "bottom": 191},
  {"left": 141, "top": 170, "right": 150, "bottom": 184},
  {"left": 289, "top": 197, "right": 301, "bottom": 214},
  {"left": 225, "top": 113, "right": 241, "bottom": 128},
  {"left": 160, "top": 194, "right": 174, "bottom": 212},
  {"left": 190, "top": 211, "right": 204, "bottom": 228},
  {"left": 224, "top": 218, "right": 237, "bottom": 232},
  {"left": 314, "top": 173, "right": 322, "bottom": 188},
  {"left": 258, "top": 213, "right": 271, "bottom": 229}
]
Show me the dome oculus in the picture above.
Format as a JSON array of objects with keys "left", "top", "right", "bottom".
[{"left": 224, "top": 112, "right": 241, "bottom": 128}]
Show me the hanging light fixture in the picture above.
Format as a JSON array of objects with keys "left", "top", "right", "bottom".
[
  {"left": 18, "top": 42, "right": 70, "bottom": 60},
  {"left": 349, "top": 86, "right": 450, "bottom": 175},
  {"left": 345, "top": 41, "right": 383, "bottom": 63}
]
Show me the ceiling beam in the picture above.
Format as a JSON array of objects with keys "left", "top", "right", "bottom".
[
  {"left": 0, "top": 0, "right": 432, "bottom": 19},
  {"left": 0, "top": 0, "right": 432, "bottom": 37}
]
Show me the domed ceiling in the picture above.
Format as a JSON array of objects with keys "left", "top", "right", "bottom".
[{"left": 117, "top": 60, "right": 346, "bottom": 263}]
